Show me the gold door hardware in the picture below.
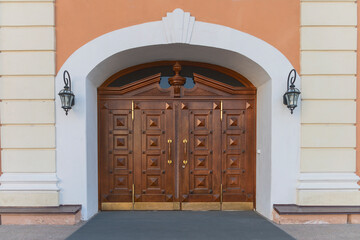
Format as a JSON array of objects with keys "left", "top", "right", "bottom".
[
  {"left": 167, "top": 139, "right": 173, "bottom": 165},
  {"left": 220, "top": 183, "right": 223, "bottom": 211},
  {"left": 220, "top": 101, "right": 223, "bottom": 121},
  {"left": 132, "top": 184, "right": 135, "bottom": 210},
  {"left": 182, "top": 139, "right": 188, "bottom": 168},
  {"left": 131, "top": 101, "right": 134, "bottom": 121}
]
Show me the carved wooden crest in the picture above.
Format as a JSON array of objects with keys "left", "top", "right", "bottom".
[{"left": 168, "top": 62, "right": 186, "bottom": 97}]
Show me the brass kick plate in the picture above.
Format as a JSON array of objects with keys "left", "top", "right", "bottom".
[
  {"left": 222, "top": 202, "right": 254, "bottom": 211},
  {"left": 102, "top": 202, "right": 253, "bottom": 211},
  {"left": 101, "top": 202, "right": 180, "bottom": 211},
  {"left": 134, "top": 202, "right": 180, "bottom": 210},
  {"left": 182, "top": 202, "right": 253, "bottom": 211},
  {"left": 102, "top": 202, "right": 133, "bottom": 211},
  {"left": 182, "top": 202, "right": 220, "bottom": 211}
]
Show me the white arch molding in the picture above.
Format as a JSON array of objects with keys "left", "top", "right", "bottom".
[{"left": 55, "top": 9, "right": 300, "bottom": 220}]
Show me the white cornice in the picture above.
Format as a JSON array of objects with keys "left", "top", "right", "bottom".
[
  {"left": 0, "top": 173, "right": 59, "bottom": 191},
  {"left": 298, "top": 173, "right": 360, "bottom": 190}
]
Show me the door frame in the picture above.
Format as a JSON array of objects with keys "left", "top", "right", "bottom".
[{"left": 97, "top": 61, "right": 257, "bottom": 211}]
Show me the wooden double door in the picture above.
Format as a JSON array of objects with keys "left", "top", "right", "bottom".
[{"left": 99, "top": 98, "right": 255, "bottom": 210}]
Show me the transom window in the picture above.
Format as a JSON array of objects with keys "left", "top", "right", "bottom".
[{"left": 103, "top": 62, "right": 250, "bottom": 89}]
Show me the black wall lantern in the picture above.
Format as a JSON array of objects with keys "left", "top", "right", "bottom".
[
  {"left": 283, "top": 69, "right": 301, "bottom": 114},
  {"left": 58, "top": 70, "right": 75, "bottom": 115}
]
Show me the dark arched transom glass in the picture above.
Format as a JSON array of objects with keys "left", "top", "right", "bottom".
[{"left": 107, "top": 64, "right": 246, "bottom": 88}]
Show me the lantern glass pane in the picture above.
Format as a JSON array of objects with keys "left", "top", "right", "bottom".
[
  {"left": 69, "top": 95, "right": 74, "bottom": 107},
  {"left": 288, "top": 93, "right": 295, "bottom": 106},
  {"left": 294, "top": 93, "right": 299, "bottom": 106},
  {"left": 59, "top": 94, "right": 66, "bottom": 106},
  {"left": 284, "top": 93, "right": 291, "bottom": 106},
  {"left": 64, "top": 94, "right": 71, "bottom": 108}
]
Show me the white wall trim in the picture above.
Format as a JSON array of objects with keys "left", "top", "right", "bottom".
[
  {"left": 0, "top": 173, "right": 59, "bottom": 191},
  {"left": 55, "top": 9, "right": 301, "bottom": 220},
  {"left": 298, "top": 173, "right": 360, "bottom": 190},
  {"left": 162, "top": 8, "right": 195, "bottom": 44}
]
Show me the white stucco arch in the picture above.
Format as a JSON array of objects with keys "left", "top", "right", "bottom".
[{"left": 56, "top": 9, "right": 300, "bottom": 220}]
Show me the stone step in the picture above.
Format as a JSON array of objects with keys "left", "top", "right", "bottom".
[
  {"left": 0, "top": 205, "right": 81, "bottom": 225},
  {"left": 273, "top": 204, "right": 360, "bottom": 224}
]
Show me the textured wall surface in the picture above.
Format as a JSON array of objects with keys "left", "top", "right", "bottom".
[
  {"left": 0, "top": 0, "right": 58, "bottom": 206},
  {"left": 55, "top": 0, "right": 300, "bottom": 72},
  {"left": 299, "top": 0, "right": 360, "bottom": 205}
]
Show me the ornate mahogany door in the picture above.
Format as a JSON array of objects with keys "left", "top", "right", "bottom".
[
  {"left": 134, "top": 101, "right": 175, "bottom": 204},
  {"left": 179, "top": 100, "right": 254, "bottom": 210},
  {"left": 98, "top": 62, "right": 256, "bottom": 211},
  {"left": 178, "top": 101, "right": 221, "bottom": 209}
]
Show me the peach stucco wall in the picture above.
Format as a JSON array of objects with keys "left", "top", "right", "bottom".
[{"left": 55, "top": 0, "right": 300, "bottom": 72}]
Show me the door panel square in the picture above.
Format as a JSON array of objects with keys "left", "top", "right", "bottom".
[
  {"left": 114, "top": 135, "right": 128, "bottom": 150},
  {"left": 147, "top": 155, "right": 161, "bottom": 170},
  {"left": 194, "top": 135, "right": 208, "bottom": 150},
  {"left": 146, "top": 175, "right": 161, "bottom": 189},
  {"left": 114, "top": 155, "right": 128, "bottom": 169},
  {"left": 147, "top": 135, "right": 161, "bottom": 150},
  {"left": 226, "top": 155, "right": 240, "bottom": 169},
  {"left": 114, "top": 115, "right": 128, "bottom": 130},
  {"left": 146, "top": 115, "right": 161, "bottom": 130},
  {"left": 227, "top": 135, "right": 241, "bottom": 150},
  {"left": 114, "top": 175, "right": 129, "bottom": 189},
  {"left": 194, "top": 175, "right": 209, "bottom": 189},
  {"left": 195, "top": 155, "right": 208, "bottom": 169},
  {"left": 194, "top": 114, "right": 208, "bottom": 130},
  {"left": 226, "top": 114, "right": 243, "bottom": 130},
  {"left": 226, "top": 175, "right": 240, "bottom": 188}
]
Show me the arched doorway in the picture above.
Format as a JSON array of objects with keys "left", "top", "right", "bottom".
[
  {"left": 98, "top": 61, "right": 256, "bottom": 210},
  {"left": 56, "top": 9, "right": 300, "bottom": 220}
]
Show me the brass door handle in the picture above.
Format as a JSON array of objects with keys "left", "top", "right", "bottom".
[
  {"left": 167, "top": 139, "right": 172, "bottom": 165},
  {"left": 182, "top": 139, "right": 188, "bottom": 168}
]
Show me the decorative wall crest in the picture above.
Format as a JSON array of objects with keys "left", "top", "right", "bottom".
[{"left": 162, "top": 8, "right": 195, "bottom": 44}]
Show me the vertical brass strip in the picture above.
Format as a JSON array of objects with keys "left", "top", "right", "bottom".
[
  {"left": 131, "top": 101, "right": 134, "bottom": 121},
  {"left": 132, "top": 184, "right": 135, "bottom": 210},
  {"left": 220, "top": 184, "right": 223, "bottom": 211},
  {"left": 131, "top": 101, "right": 134, "bottom": 209},
  {"left": 220, "top": 101, "right": 223, "bottom": 121},
  {"left": 182, "top": 139, "right": 188, "bottom": 167},
  {"left": 167, "top": 139, "right": 172, "bottom": 164}
]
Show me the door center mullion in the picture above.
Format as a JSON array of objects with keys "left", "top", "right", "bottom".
[{"left": 174, "top": 100, "right": 181, "bottom": 201}]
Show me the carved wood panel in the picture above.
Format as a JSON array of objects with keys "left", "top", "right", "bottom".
[
  {"left": 99, "top": 99, "right": 255, "bottom": 205},
  {"left": 98, "top": 63, "right": 256, "bottom": 208},
  {"left": 221, "top": 100, "right": 255, "bottom": 202},
  {"left": 140, "top": 107, "right": 168, "bottom": 201},
  {"left": 107, "top": 109, "right": 133, "bottom": 202},
  {"left": 179, "top": 102, "right": 221, "bottom": 202}
]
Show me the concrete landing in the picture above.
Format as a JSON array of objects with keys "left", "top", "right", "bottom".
[{"left": 67, "top": 211, "right": 294, "bottom": 240}]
